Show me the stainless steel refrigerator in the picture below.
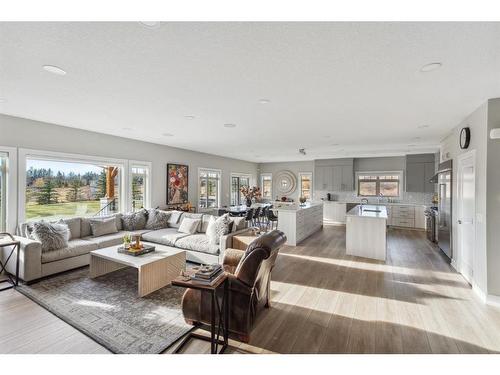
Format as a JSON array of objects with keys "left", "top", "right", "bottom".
[{"left": 433, "top": 160, "right": 453, "bottom": 259}]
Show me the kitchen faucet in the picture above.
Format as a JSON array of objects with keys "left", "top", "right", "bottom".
[{"left": 361, "top": 198, "right": 368, "bottom": 206}]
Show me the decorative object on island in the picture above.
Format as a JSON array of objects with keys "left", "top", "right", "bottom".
[
  {"left": 275, "top": 170, "right": 297, "bottom": 195},
  {"left": 167, "top": 163, "right": 189, "bottom": 205},
  {"left": 299, "top": 196, "right": 307, "bottom": 205},
  {"left": 240, "top": 186, "right": 262, "bottom": 207}
]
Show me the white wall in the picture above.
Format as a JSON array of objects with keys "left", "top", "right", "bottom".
[
  {"left": 440, "top": 101, "right": 489, "bottom": 295},
  {"left": 0, "top": 114, "right": 258, "bottom": 230},
  {"left": 257, "top": 161, "right": 315, "bottom": 202}
]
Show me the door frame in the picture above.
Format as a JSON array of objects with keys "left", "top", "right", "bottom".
[{"left": 456, "top": 149, "right": 476, "bottom": 284}]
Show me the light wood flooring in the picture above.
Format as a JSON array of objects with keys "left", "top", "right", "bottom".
[{"left": 2, "top": 226, "right": 500, "bottom": 354}]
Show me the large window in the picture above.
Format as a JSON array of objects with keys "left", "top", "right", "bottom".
[
  {"left": 130, "top": 162, "right": 151, "bottom": 212},
  {"left": 199, "top": 168, "right": 221, "bottom": 209},
  {"left": 231, "top": 174, "right": 250, "bottom": 206},
  {"left": 0, "top": 152, "right": 7, "bottom": 231},
  {"left": 299, "top": 172, "right": 313, "bottom": 200},
  {"left": 357, "top": 172, "right": 401, "bottom": 197},
  {"left": 260, "top": 173, "right": 272, "bottom": 200},
  {"left": 25, "top": 157, "right": 123, "bottom": 221}
]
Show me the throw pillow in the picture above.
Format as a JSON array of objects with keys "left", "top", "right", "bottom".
[
  {"left": 122, "top": 209, "right": 148, "bottom": 231},
  {"left": 89, "top": 217, "right": 118, "bottom": 237},
  {"left": 178, "top": 218, "right": 202, "bottom": 234},
  {"left": 230, "top": 216, "right": 246, "bottom": 232},
  {"left": 145, "top": 209, "right": 170, "bottom": 230},
  {"left": 57, "top": 217, "right": 81, "bottom": 239},
  {"left": 207, "top": 214, "right": 231, "bottom": 245},
  {"left": 31, "top": 221, "right": 70, "bottom": 252}
]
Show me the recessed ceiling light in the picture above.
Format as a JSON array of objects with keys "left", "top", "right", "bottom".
[
  {"left": 420, "top": 62, "right": 442, "bottom": 72},
  {"left": 139, "top": 21, "right": 161, "bottom": 29},
  {"left": 258, "top": 99, "right": 271, "bottom": 104},
  {"left": 43, "top": 65, "right": 67, "bottom": 75},
  {"left": 223, "top": 123, "right": 236, "bottom": 128},
  {"left": 184, "top": 115, "right": 195, "bottom": 120},
  {"left": 418, "top": 125, "right": 430, "bottom": 129},
  {"left": 162, "top": 133, "right": 174, "bottom": 137}
]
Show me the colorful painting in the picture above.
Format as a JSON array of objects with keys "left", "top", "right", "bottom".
[{"left": 167, "top": 164, "right": 189, "bottom": 205}]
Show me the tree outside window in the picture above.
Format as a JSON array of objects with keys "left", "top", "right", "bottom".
[{"left": 357, "top": 173, "right": 401, "bottom": 197}]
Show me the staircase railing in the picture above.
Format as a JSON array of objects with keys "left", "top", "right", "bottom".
[{"left": 93, "top": 197, "right": 117, "bottom": 217}]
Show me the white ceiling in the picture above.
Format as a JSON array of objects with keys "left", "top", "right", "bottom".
[{"left": 1, "top": 22, "right": 500, "bottom": 162}]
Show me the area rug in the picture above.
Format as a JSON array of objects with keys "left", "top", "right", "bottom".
[{"left": 17, "top": 267, "right": 193, "bottom": 354}]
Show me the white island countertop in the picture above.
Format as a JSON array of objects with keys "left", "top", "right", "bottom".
[
  {"left": 275, "top": 202, "right": 323, "bottom": 212},
  {"left": 346, "top": 204, "right": 388, "bottom": 219}
]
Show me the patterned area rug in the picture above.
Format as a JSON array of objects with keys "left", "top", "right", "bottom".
[{"left": 17, "top": 267, "right": 193, "bottom": 354}]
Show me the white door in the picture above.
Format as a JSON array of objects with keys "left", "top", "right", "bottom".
[{"left": 457, "top": 152, "right": 475, "bottom": 284}]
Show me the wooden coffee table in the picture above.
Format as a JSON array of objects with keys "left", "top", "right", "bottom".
[{"left": 90, "top": 242, "right": 185, "bottom": 297}]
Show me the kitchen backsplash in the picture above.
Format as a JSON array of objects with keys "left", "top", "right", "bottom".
[{"left": 314, "top": 190, "right": 434, "bottom": 205}]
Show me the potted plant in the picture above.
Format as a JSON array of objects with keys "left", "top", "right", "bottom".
[
  {"left": 240, "top": 186, "right": 262, "bottom": 207},
  {"left": 123, "top": 233, "right": 132, "bottom": 249}
]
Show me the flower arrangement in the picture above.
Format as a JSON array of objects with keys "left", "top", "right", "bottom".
[{"left": 240, "top": 186, "right": 262, "bottom": 206}]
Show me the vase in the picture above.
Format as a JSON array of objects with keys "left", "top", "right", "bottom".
[{"left": 246, "top": 197, "right": 252, "bottom": 207}]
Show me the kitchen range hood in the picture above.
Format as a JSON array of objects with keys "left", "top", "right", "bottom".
[{"left": 430, "top": 159, "right": 452, "bottom": 183}]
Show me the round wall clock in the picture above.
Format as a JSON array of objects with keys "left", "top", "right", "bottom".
[{"left": 460, "top": 127, "right": 471, "bottom": 149}]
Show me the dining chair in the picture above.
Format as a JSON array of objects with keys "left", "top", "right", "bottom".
[
  {"left": 266, "top": 208, "right": 279, "bottom": 230},
  {"left": 245, "top": 208, "right": 255, "bottom": 227},
  {"left": 252, "top": 207, "right": 262, "bottom": 227}
]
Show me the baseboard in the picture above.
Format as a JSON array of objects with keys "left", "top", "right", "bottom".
[
  {"left": 486, "top": 294, "right": 500, "bottom": 308},
  {"left": 472, "top": 282, "right": 487, "bottom": 303},
  {"left": 450, "top": 258, "right": 458, "bottom": 271}
]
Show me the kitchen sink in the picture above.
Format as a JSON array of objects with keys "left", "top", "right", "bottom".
[{"left": 362, "top": 209, "right": 382, "bottom": 213}]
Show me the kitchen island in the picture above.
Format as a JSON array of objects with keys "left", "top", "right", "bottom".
[
  {"left": 346, "top": 204, "right": 388, "bottom": 261},
  {"left": 277, "top": 202, "right": 323, "bottom": 246}
]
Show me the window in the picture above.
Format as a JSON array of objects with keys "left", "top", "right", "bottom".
[
  {"left": 130, "top": 162, "right": 151, "bottom": 212},
  {"left": 24, "top": 157, "right": 123, "bottom": 221},
  {"left": 231, "top": 174, "right": 251, "bottom": 206},
  {"left": 0, "top": 152, "right": 7, "bottom": 231},
  {"left": 357, "top": 172, "right": 401, "bottom": 197},
  {"left": 260, "top": 173, "right": 272, "bottom": 200},
  {"left": 299, "top": 172, "right": 313, "bottom": 200},
  {"left": 199, "top": 168, "right": 221, "bottom": 209}
]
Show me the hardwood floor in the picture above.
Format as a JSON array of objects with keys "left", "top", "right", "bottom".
[{"left": 2, "top": 226, "right": 500, "bottom": 354}]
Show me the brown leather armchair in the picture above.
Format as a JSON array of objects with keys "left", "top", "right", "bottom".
[{"left": 181, "top": 230, "right": 287, "bottom": 342}]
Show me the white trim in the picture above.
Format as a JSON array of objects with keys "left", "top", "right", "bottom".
[
  {"left": 197, "top": 167, "right": 222, "bottom": 210},
  {"left": 486, "top": 294, "right": 500, "bottom": 309},
  {"left": 0, "top": 145, "right": 18, "bottom": 233},
  {"left": 230, "top": 172, "right": 253, "bottom": 206},
  {"left": 298, "top": 171, "right": 314, "bottom": 201},
  {"left": 456, "top": 149, "right": 476, "bottom": 285},
  {"left": 18, "top": 148, "right": 128, "bottom": 224},
  {"left": 260, "top": 172, "right": 273, "bottom": 200},
  {"left": 355, "top": 170, "right": 403, "bottom": 197},
  {"left": 128, "top": 160, "right": 153, "bottom": 211}
]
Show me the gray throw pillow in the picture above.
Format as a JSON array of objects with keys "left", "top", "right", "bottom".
[
  {"left": 145, "top": 209, "right": 170, "bottom": 230},
  {"left": 122, "top": 209, "right": 148, "bottom": 231},
  {"left": 89, "top": 217, "right": 118, "bottom": 237},
  {"left": 31, "top": 221, "right": 70, "bottom": 252}
]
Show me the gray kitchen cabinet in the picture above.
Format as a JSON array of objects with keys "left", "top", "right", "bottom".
[
  {"left": 405, "top": 154, "right": 435, "bottom": 193},
  {"left": 332, "top": 166, "right": 342, "bottom": 191},
  {"left": 314, "top": 158, "right": 354, "bottom": 192},
  {"left": 314, "top": 165, "right": 333, "bottom": 190},
  {"left": 341, "top": 165, "right": 354, "bottom": 191}
]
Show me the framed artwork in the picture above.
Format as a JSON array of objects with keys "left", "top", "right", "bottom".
[{"left": 167, "top": 163, "right": 189, "bottom": 204}]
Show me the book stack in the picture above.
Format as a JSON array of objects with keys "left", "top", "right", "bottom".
[{"left": 190, "top": 264, "right": 224, "bottom": 284}]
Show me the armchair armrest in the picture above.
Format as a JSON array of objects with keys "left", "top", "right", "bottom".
[
  {"left": 6, "top": 236, "right": 43, "bottom": 282},
  {"left": 223, "top": 248, "right": 245, "bottom": 273},
  {"left": 219, "top": 227, "right": 255, "bottom": 263}
]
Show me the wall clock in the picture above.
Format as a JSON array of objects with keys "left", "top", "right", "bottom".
[{"left": 460, "top": 127, "right": 471, "bottom": 149}]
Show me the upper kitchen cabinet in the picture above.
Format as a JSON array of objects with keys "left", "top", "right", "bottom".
[
  {"left": 405, "top": 154, "right": 435, "bottom": 193},
  {"left": 314, "top": 158, "right": 354, "bottom": 191}
]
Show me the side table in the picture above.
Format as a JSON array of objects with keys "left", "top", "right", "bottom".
[
  {"left": 0, "top": 233, "right": 20, "bottom": 292},
  {"left": 232, "top": 232, "right": 261, "bottom": 251},
  {"left": 172, "top": 273, "right": 229, "bottom": 354}
]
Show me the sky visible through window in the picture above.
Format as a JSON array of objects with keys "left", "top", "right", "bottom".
[{"left": 26, "top": 159, "right": 103, "bottom": 175}]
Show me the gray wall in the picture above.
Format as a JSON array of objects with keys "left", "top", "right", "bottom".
[
  {"left": 354, "top": 156, "right": 405, "bottom": 172},
  {"left": 0, "top": 114, "right": 258, "bottom": 212},
  {"left": 257, "top": 160, "right": 314, "bottom": 202},
  {"left": 441, "top": 101, "right": 489, "bottom": 295},
  {"left": 487, "top": 99, "right": 500, "bottom": 296}
]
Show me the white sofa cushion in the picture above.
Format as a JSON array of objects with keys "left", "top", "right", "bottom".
[
  {"left": 174, "top": 234, "right": 220, "bottom": 255},
  {"left": 178, "top": 218, "right": 201, "bottom": 234},
  {"left": 141, "top": 228, "right": 190, "bottom": 246},
  {"left": 41, "top": 239, "right": 98, "bottom": 263}
]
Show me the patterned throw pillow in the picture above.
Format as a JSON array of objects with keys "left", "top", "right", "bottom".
[
  {"left": 145, "top": 209, "right": 170, "bottom": 230},
  {"left": 122, "top": 209, "right": 148, "bottom": 231},
  {"left": 31, "top": 221, "right": 70, "bottom": 252},
  {"left": 206, "top": 214, "right": 231, "bottom": 245}
]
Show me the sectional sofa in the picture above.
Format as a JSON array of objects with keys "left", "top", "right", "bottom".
[{"left": 9, "top": 210, "right": 251, "bottom": 283}]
